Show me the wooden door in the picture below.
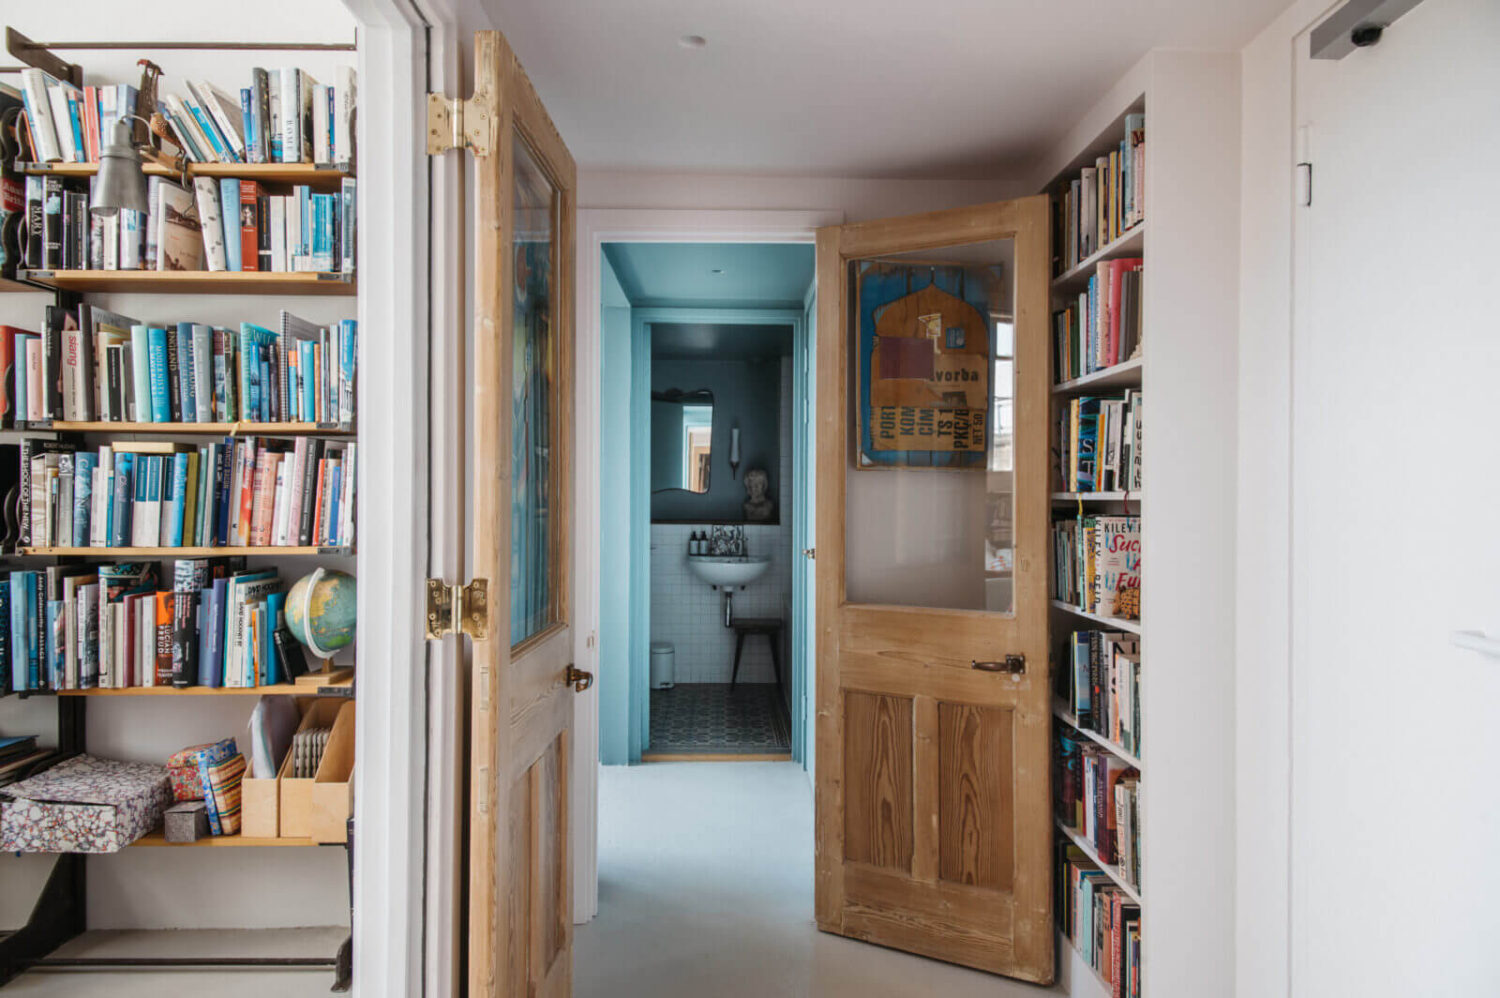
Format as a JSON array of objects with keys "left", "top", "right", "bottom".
[
  {"left": 467, "top": 30, "right": 578, "bottom": 998},
  {"left": 814, "top": 196, "right": 1053, "bottom": 984}
]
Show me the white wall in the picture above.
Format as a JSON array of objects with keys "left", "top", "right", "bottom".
[{"left": 0, "top": 0, "right": 358, "bottom": 932}]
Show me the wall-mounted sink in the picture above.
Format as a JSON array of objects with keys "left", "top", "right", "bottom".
[{"left": 687, "top": 555, "right": 770, "bottom": 588}]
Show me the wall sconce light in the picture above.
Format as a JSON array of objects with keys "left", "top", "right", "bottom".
[{"left": 729, "top": 425, "right": 741, "bottom": 479}]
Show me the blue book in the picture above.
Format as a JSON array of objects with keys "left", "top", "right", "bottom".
[
  {"left": 310, "top": 194, "right": 332, "bottom": 271},
  {"left": 9, "top": 573, "right": 26, "bottom": 691},
  {"left": 197, "top": 750, "right": 224, "bottom": 834},
  {"left": 203, "top": 577, "right": 229, "bottom": 686},
  {"left": 147, "top": 327, "right": 171, "bottom": 423},
  {"left": 110, "top": 453, "right": 134, "bottom": 547},
  {"left": 299, "top": 186, "right": 312, "bottom": 258},
  {"left": 240, "top": 88, "right": 257, "bottom": 164},
  {"left": 339, "top": 319, "right": 356, "bottom": 424},
  {"left": 0, "top": 584, "right": 9, "bottom": 694},
  {"left": 13, "top": 334, "right": 30, "bottom": 422},
  {"left": 214, "top": 442, "right": 234, "bottom": 546},
  {"left": 167, "top": 452, "right": 189, "bottom": 547},
  {"left": 264, "top": 591, "right": 286, "bottom": 685},
  {"left": 45, "top": 600, "right": 63, "bottom": 689},
  {"left": 66, "top": 92, "right": 85, "bottom": 163},
  {"left": 237, "top": 324, "right": 276, "bottom": 421},
  {"left": 258, "top": 356, "right": 271, "bottom": 421},
  {"left": 186, "top": 99, "right": 229, "bottom": 162},
  {"left": 129, "top": 325, "right": 153, "bottom": 422},
  {"left": 221, "top": 179, "right": 241, "bottom": 271},
  {"left": 25, "top": 573, "right": 40, "bottom": 690},
  {"left": 73, "top": 452, "right": 96, "bottom": 544},
  {"left": 327, "top": 463, "right": 342, "bottom": 545},
  {"left": 301, "top": 340, "right": 316, "bottom": 420},
  {"left": 175, "top": 322, "right": 196, "bottom": 421}
]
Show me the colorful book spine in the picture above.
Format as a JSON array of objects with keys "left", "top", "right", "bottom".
[{"left": 147, "top": 327, "right": 171, "bottom": 423}]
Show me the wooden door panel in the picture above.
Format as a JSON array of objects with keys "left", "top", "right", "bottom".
[{"left": 815, "top": 196, "right": 1053, "bottom": 985}]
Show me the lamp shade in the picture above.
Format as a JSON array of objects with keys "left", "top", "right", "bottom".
[{"left": 91, "top": 119, "right": 149, "bottom": 217}]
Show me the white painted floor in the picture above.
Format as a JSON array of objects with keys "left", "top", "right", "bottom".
[{"left": 576, "top": 761, "right": 1062, "bottom": 998}]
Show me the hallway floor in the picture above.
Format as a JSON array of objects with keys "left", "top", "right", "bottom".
[
  {"left": 576, "top": 761, "right": 1061, "bottom": 998},
  {"left": 648, "top": 683, "right": 791, "bottom": 755}
]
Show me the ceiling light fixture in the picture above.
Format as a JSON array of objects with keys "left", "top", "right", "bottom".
[{"left": 678, "top": 34, "right": 707, "bottom": 49}]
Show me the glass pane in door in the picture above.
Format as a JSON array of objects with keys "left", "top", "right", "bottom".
[
  {"left": 844, "top": 238, "right": 1017, "bottom": 612},
  {"left": 511, "top": 133, "right": 559, "bottom": 644}
]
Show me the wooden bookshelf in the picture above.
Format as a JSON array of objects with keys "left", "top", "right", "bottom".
[
  {"left": 1051, "top": 223, "right": 1146, "bottom": 294},
  {"left": 1053, "top": 699, "right": 1143, "bottom": 769},
  {"left": 22, "top": 421, "right": 355, "bottom": 437},
  {"left": 0, "top": 275, "right": 45, "bottom": 294},
  {"left": 17, "top": 270, "right": 355, "bottom": 296},
  {"left": 1055, "top": 819, "right": 1143, "bottom": 906},
  {"left": 1053, "top": 356, "right": 1143, "bottom": 394},
  {"left": 57, "top": 674, "right": 353, "bottom": 697},
  {"left": 21, "top": 546, "right": 352, "bottom": 557},
  {"left": 132, "top": 831, "right": 322, "bottom": 848},
  {"left": 1052, "top": 491, "right": 1138, "bottom": 502},
  {"left": 1050, "top": 599, "right": 1142, "bottom": 634},
  {"left": 15, "top": 161, "right": 353, "bottom": 185}
]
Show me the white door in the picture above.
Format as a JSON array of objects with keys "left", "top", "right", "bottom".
[{"left": 1291, "top": 2, "right": 1500, "bottom": 994}]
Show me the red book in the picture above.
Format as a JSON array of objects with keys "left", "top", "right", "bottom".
[
  {"left": 82, "top": 86, "right": 99, "bottom": 161},
  {"left": 236, "top": 439, "right": 257, "bottom": 545},
  {"left": 1106, "top": 257, "right": 1142, "bottom": 367},
  {"left": 239, "top": 181, "right": 260, "bottom": 271},
  {"left": 310, "top": 458, "right": 327, "bottom": 546},
  {"left": 154, "top": 591, "right": 174, "bottom": 686}
]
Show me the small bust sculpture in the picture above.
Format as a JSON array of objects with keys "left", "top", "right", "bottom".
[{"left": 743, "top": 468, "right": 774, "bottom": 522}]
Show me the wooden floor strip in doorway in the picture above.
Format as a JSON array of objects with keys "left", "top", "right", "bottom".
[{"left": 640, "top": 752, "right": 793, "bottom": 763}]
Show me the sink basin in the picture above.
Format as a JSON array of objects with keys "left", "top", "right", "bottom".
[{"left": 687, "top": 555, "right": 770, "bottom": 588}]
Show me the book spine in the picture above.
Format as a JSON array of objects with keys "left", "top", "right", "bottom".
[
  {"left": 147, "top": 327, "right": 171, "bottom": 423},
  {"left": 192, "top": 326, "right": 213, "bottom": 422},
  {"left": 193, "top": 177, "right": 227, "bottom": 272},
  {"left": 165, "top": 325, "right": 182, "bottom": 422},
  {"left": 20, "top": 70, "right": 63, "bottom": 163},
  {"left": 239, "top": 181, "right": 259, "bottom": 272},
  {"left": 109, "top": 453, "right": 132, "bottom": 547},
  {"left": 241, "top": 87, "right": 258, "bottom": 165},
  {"left": 278, "top": 68, "right": 300, "bottom": 164}
]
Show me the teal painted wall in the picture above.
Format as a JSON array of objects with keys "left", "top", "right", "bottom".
[{"left": 598, "top": 252, "right": 633, "bottom": 765}]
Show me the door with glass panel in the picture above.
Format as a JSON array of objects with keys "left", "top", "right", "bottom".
[
  {"left": 813, "top": 197, "right": 1052, "bottom": 983},
  {"left": 466, "top": 30, "right": 578, "bottom": 998}
]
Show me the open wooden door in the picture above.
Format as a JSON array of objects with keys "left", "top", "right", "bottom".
[
  {"left": 814, "top": 197, "right": 1053, "bottom": 983},
  {"left": 464, "top": 30, "right": 580, "bottom": 998}
]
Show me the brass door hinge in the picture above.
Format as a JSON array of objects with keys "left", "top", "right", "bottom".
[
  {"left": 425, "top": 578, "right": 490, "bottom": 640},
  {"left": 426, "top": 93, "right": 492, "bottom": 156}
]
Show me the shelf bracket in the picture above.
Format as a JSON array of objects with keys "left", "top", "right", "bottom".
[
  {"left": 425, "top": 578, "right": 489, "bottom": 641},
  {"left": 425, "top": 93, "right": 492, "bottom": 157}
]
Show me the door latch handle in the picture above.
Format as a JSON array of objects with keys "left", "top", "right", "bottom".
[
  {"left": 972, "top": 655, "right": 1025, "bottom": 678},
  {"left": 565, "top": 665, "right": 594, "bottom": 693}
]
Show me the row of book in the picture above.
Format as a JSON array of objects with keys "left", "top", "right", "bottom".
[
  {"left": 2, "top": 560, "right": 314, "bottom": 692},
  {"left": 1053, "top": 111, "right": 1145, "bottom": 274},
  {"left": 1057, "top": 837, "right": 1141, "bottom": 997},
  {"left": 1058, "top": 391, "right": 1142, "bottom": 494},
  {"left": 1058, "top": 630, "right": 1141, "bottom": 758},
  {"left": 1054, "top": 258, "right": 1142, "bottom": 381},
  {"left": 1051, "top": 515, "right": 1140, "bottom": 619},
  {"left": 2, "top": 308, "right": 355, "bottom": 427},
  {"left": 1056, "top": 727, "right": 1142, "bottom": 889},
  {"left": 0, "top": 734, "right": 58, "bottom": 789},
  {"left": 17, "top": 437, "right": 356, "bottom": 551},
  {"left": 20, "top": 173, "right": 355, "bottom": 275},
  {"left": 17, "top": 65, "right": 356, "bottom": 167}
]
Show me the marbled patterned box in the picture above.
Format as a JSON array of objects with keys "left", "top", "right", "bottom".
[
  {"left": 166, "top": 739, "right": 238, "bottom": 802},
  {"left": 0, "top": 755, "right": 173, "bottom": 853}
]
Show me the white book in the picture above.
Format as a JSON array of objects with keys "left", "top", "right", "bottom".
[
  {"left": 338, "top": 441, "right": 356, "bottom": 547},
  {"left": 95, "top": 584, "right": 110, "bottom": 689},
  {"left": 271, "top": 462, "right": 289, "bottom": 545},
  {"left": 112, "top": 603, "right": 127, "bottom": 689},
  {"left": 138, "top": 594, "right": 153, "bottom": 687},
  {"left": 200, "top": 82, "right": 247, "bottom": 160},
  {"left": 285, "top": 439, "right": 307, "bottom": 542},
  {"left": 119, "top": 210, "right": 142, "bottom": 270},
  {"left": 192, "top": 325, "right": 214, "bottom": 422},
  {"left": 297, "top": 71, "right": 318, "bottom": 163},
  {"left": 334, "top": 66, "right": 356, "bottom": 165},
  {"left": 193, "top": 177, "right": 228, "bottom": 272},
  {"left": 92, "top": 448, "right": 111, "bottom": 546},
  {"left": 286, "top": 189, "right": 302, "bottom": 270},
  {"left": 19, "top": 69, "right": 62, "bottom": 162},
  {"left": 313, "top": 84, "right": 332, "bottom": 166},
  {"left": 25, "top": 339, "right": 43, "bottom": 421},
  {"left": 101, "top": 215, "right": 119, "bottom": 271},
  {"left": 269, "top": 196, "right": 288, "bottom": 272},
  {"left": 45, "top": 83, "right": 77, "bottom": 162},
  {"left": 278, "top": 68, "right": 301, "bottom": 164}
]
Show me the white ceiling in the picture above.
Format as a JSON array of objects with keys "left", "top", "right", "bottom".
[{"left": 487, "top": 0, "right": 1288, "bottom": 179}]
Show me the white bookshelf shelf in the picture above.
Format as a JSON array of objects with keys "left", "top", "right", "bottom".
[
  {"left": 1053, "top": 357, "right": 1143, "bottom": 395},
  {"left": 1052, "top": 491, "right": 1139, "bottom": 503},
  {"left": 1055, "top": 819, "right": 1143, "bottom": 906},
  {"left": 1052, "top": 223, "right": 1146, "bottom": 294},
  {"left": 1059, "top": 928, "right": 1114, "bottom": 998},
  {"left": 1053, "top": 699, "right": 1143, "bottom": 769},
  {"left": 1050, "top": 599, "right": 1142, "bottom": 635}
]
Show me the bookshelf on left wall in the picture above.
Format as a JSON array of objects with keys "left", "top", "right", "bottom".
[{"left": 0, "top": 28, "right": 360, "bottom": 984}]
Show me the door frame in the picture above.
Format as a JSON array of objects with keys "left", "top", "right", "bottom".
[{"left": 574, "top": 208, "right": 842, "bottom": 921}]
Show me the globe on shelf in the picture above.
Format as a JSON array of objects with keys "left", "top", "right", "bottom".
[{"left": 284, "top": 568, "right": 357, "bottom": 659}]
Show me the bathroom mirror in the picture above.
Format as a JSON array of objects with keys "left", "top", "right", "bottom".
[{"left": 652, "top": 389, "right": 715, "bottom": 494}]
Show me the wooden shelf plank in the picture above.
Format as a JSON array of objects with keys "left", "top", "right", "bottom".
[
  {"left": 21, "top": 420, "right": 355, "bottom": 437},
  {"left": 1051, "top": 223, "right": 1145, "bottom": 294},
  {"left": 1053, "top": 357, "right": 1143, "bottom": 395},
  {"left": 1050, "top": 599, "right": 1142, "bottom": 634},
  {"left": 1052, "top": 491, "right": 1140, "bottom": 502},
  {"left": 1053, "top": 699, "right": 1143, "bottom": 769},
  {"left": 132, "top": 831, "right": 324, "bottom": 847},
  {"left": 17, "top": 270, "right": 354, "bottom": 296},
  {"left": 21, "top": 546, "right": 352, "bottom": 557},
  {"left": 57, "top": 675, "right": 353, "bottom": 697},
  {"left": 0, "top": 275, "right": 47, "bottom": 294},
  {"left": 16, "top": 161, "right": 353, "bottom": 184},
  {"left": 1055, "top": 819, "right": 1143, "bottom": 905}
]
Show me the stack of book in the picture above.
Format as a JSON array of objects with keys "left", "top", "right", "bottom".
[
  {"left": 1057, "top": 391, "right": 1142, "bottom": 493},
  {"left": 17, "top": 66, "right": 356, "bottom": 167},
  {"left": 1053, "top": 258, "right": 1142, "bottom": 381},
  {"left": 1057, "top": 629, "right": 1141, "bottom": 757},
  {"left": 1, "top": 310, "right": 356, "bottom": 426},
  {"left": 0, "top": 735, "right": 59, "bottom": 789},
  {"left": 20, "top": 173, "right": 355, "bottom": 275},
  {"left": 1055, "top": 727, "right": 1142, "bottom": 888},
  {"left": 1056, "top": 837, "right": 1141, "bottom": 996},
  {"left": 1051, "top": 515, "right": 1140, "bottom": 617},
  {"left": 19, "top": 436, "right": 356, "bottom": 551},
  {"left": 1053, "top": 111, "right": 1145, "bottom": 273},
  {"left": 2, "top": 559, "right": 312, "bottom": 693}
]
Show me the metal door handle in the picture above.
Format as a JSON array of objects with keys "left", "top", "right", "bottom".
[
  {"left": 565, "top": 665, "right": 594, "bottom": 693},
  {"left": 802, "top": 548, "right": 816, "bottom": 559},
  {"left": 972, "top": 655, "right": 1025, "bottom": 675}
]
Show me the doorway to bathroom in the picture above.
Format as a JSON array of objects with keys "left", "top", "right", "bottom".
[{"left": 596, "top": 240, "right": 817, "bottom": 765}]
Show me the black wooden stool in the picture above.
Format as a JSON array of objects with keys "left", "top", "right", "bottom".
[{"left": 730, "top": 617, "right": 784, "bottom": 693}]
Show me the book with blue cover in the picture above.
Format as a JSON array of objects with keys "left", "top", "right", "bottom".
[
  {"left": 221, "top": 180, "right": 241, "bottom": 271},
  {"left": 129, "top": 326, "right": 153, "bottom": 422},
  {"left": 109, "top": 452, "right": 134, "bottom": 547},
  {"left": 147, "top": 327, "right": 171, "bottom": 423},
  {"left": 175, "top": 322, "right": 196, "bottom": 421},
  {"left": 167, "top": 453, "right": 189, "bottom": 547},
  {"left": 9, "top": 574, "right": 28, "bottom": 691}
]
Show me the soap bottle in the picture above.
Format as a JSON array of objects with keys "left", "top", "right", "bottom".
[{"left": 689, "top": 531, "right": 700, "bottom": 556}]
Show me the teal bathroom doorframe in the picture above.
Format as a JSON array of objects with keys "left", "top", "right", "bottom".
[{"left": 628, "top": 306, "right": 807, "bottom": 763}]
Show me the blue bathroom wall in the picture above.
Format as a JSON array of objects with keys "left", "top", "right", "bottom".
[
  {"left": 651, "top": 332, "right": 790, "bottom": 523},
  {"left": 599, "top": 252, "right": 634, "bottom": 765}
]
